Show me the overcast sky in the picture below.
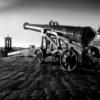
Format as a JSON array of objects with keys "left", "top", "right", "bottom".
[{"left": 0, "top": 0, "right": 100, "bottom": 47}]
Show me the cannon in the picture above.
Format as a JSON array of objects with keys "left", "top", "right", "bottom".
[{"left": 23, "top": 21, "right": 99, "bottom": 71}]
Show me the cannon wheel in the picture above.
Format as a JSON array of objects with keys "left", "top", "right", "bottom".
[
  {"left": 60, "top": 49, "right": 78, "bottom": 71},
  {"left": 35, "top": 49, "right": 43, "bottom": 64},
  {"left": 87, "top": 46, "right": 100, "bottom": 58}
]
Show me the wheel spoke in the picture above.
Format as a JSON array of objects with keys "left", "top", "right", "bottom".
[
  {"left": 67, "top": 51, "right": 70, "bottom": 56},
  {"left": 64, "top": 54, "right": 67, "bottom": 58},
  {"left": 62, "top": 58, "right": 66, "bottom": 63},
  {"left": 68, "top": 65, "right": 71, "bottom": 71},
  {"left": 65, "top": 62, "right": 69, "bottom": 66},
  {"left": 92, "top": 51, "right": 95, "bottom": 56}
]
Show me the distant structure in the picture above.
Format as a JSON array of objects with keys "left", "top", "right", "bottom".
[
  {"left": 1, "top": 36, "right": 13, "bottom": 57},
  {"left": 29, "top": 45, "right": 35, "bottom": 49},
  {"left": 28, "top": 45, "right": 36, "bottom": 57},
  {"left": 5, "top": 36, "right": 12, "bottom": 48}
]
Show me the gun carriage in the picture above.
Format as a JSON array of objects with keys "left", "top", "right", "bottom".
[{"left": 24, "top": 21, "right": 99, "bottom": 71}]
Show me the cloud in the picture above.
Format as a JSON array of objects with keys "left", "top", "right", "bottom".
[
  {"left": 0, "top": 0, "right": 25, "bottom": 11},
  {"left": 0, "top": 0, "right": 100, "bottom": 15}
]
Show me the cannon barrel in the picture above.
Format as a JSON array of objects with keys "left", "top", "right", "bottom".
[
  {"left": 56, "top": 26, "right": 96, "bottom": 46},
  {"left": 23, "top": 22, "right": 43, "bottom": 32},
  {"left": 24, "top": 21, "right": 96, "bottom": 46}
]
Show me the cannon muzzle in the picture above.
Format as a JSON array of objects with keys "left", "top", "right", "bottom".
[
  {"left": 23, "top": 22, "right": 29, "bottom": 30},
  {"left": 23, "top": 22, "right": 42, "bottom": 32}
]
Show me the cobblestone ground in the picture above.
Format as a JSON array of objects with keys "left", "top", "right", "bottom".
[{"left": 0, "top": 55, "right": 100, "bottom": 100}]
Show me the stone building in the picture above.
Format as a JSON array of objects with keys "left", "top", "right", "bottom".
[{"left": 5, "top": 36, "right": 12, "bottom": 48}]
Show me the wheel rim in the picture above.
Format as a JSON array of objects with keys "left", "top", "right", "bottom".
[{"left": 61, "top": 50, "right": 77, "bottom": 71}]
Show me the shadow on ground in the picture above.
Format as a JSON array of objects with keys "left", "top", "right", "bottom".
[{"left": 0, "top": 55, "right": 100, "bottom": 100}]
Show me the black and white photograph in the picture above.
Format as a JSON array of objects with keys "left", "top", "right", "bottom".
[{"left": 0, "top": 0, "right": 100, "bottom": 100}]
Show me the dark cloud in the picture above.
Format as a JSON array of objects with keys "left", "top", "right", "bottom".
[
  {"left": 17, "top": 0, "right": 100, "bottom": 9},
  {"left": 0, "top": 0, "right": 100, "bottom": 14}
]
